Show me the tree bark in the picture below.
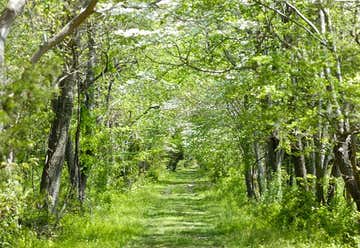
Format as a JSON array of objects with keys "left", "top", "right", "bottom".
[
  {"left": 74, "top": 23, "right": 96, "bottom": 203},
  {"left": 333, "top": 134, "right": 360, "bottom": 210},
  {"left": 254, "top": 141, "right": 265, "bottom": 195},
  {"left": 314, "top": 115, "right": 329, "bottom": 204},
  {"left": 319, "top": 2, "right": 360, "bottom": 210},
  {"left": 292, "top": 137, "right": 307, "bottom": 188},
  {"left": 40, "top": 26, "right": 80, "bottom": 212},
  {"left": 40, "top": 72, "right": 74, "bottom": 212},
  {"left": 245, "top": 164, "right": 255, "bottom": 198},
  {"left": 266, "top": 134, "right": 279, "bottom": 178},
  {"left": 65, "top": 137, "right": 78, "bottom": 190}
]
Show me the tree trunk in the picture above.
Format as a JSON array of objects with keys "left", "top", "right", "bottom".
[
  {"left": 265, "top": 133, "right": 283, "bottom": 198},
  {"left": 314, "top": 128, "right": 328, "bottom": 204},
  {"left": 327, "top": 162, "right": 340, "bottom": 205},
  {"left": 245, "top": 163, "right": 255, "bottom": 198},
  {"left": 318, "top": 2, "right": 360, "bottom": 210},
  {"left": 40, "top": 27, "right": 80, "bottom": 212},
  {"left": 333, "top": 134, "right": 360, "bottom": 210},
  {"left": 74, "top": 23, "right": 96, "bottom": 203},
  {"left": 254, "top": 141, "right": 265, "bottom": 195},
  {"left": 266, "top": 135, "right": 279, "bottom": 178},
  {"left": 65, "top": 138, "right": 78, "bottom": 190},
  {"left": 292, "top": 136, "right": 307, "bottom": 189},
  {"left": 40, "top": 73, "right": 74, "bottom": 212}
]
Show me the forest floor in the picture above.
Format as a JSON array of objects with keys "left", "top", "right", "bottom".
[
  {"left": 43, "top": 165, "right": 228, "bottom": 248},
  {"left": 125, "top": 166, "right": 224, "bottom": 248},
  {"left": 33, "top": 165, "right": 350, "bottom": 248}
]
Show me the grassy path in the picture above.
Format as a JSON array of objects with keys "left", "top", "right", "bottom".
[
  {"left": 27, "top": 165, "right": 349, "bottom": 247},
  {"left": 125, "top": 166, "right": 224, "bottom": 248}
]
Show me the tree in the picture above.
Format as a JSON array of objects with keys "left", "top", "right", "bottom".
[
  {"left": 38, "top": 0, "right": 98, "bottom": 212},
  {"left": 0, "top": 0, "right": 27, "bottom": 71}
]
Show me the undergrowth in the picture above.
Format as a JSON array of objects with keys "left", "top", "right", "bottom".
[
  {"left": 4, "top": 165, "right": 360, "bottom": 247},
  {"left": 2, "top": 175, "right": 157, "bottom": 248},
  {"left": 212, "top": 168, "right": 360, "bottom": 248}
]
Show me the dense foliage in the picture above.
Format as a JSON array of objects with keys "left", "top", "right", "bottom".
[{"left": 1, "top": 0, "right": 360, "bottom": 247}]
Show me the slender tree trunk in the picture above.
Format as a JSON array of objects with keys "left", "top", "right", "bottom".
[
  {"left": 286, "top": 156, "right": 294, "bottom": 186},
  {"left": 350, "top": 134, "right": 360, "bottom": 185},
  {"left": 245, "top": 163, "right": 255, "bottom": 198},
  {"left": 319, "top": 3, "right": 360, "bottom": 210},
  {"left": 314, "top": 125, "right": 329, "bottom": 204},
  {"left": 293, "top": 137, "right": 307, "bottom": 178},
  {"left": 265, "top": 133, "right": 283, "bottom": 198},
  {"left": 40, "top": 29, "right": 79, "bottom": 212},
  {"left": 65, "top": 138, "right": 78, "bottom": 190},
  {"left": 266, "top": 134, "right": 279, "bottom": 180},
  {"left": 334, "top": 134, "right": 360, "bottom": 210},
  {"left": 292, "top": 136, "right": 307, "bottom": 189},
  {"left": 327, "top": 162, "right": 340, "bottom": 205},
  {"left": 40, "top": 72, "right": 74, "bottom": 212},
  {"left": 74, "top": 23, "right": 96, "bottom": 203},
  {"left": 254, "top": 141, "right": 265, "bottom": 195}
]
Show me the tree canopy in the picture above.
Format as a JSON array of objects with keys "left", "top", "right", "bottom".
[{"left": 1, "top": 0, "right": 360, "bottom": 247}]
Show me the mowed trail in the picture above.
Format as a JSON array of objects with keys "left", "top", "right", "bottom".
[{"left": 126, "top": 166, "right": 224, "bottom": 248}]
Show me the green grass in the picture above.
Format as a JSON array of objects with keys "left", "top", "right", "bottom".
[
  {"left": 14, "top": 165, "right": 360, "bottom": 247},
  {"left": 125, "top": 166, "right": 224, "bottom": 248},
  {"left": 15, "top": 189, "right": 150, "bottom": 248}
]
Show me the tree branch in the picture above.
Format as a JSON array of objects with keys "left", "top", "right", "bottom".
[
  {"left": 284, "top": 1, "right": 321, "bottom": 35},
  {"left": 31, "top": 0, "right": 98, "bottom": 64},
  {"left": 255, "top": 0, "right": 327, "bottom": 46},
  {"left": 128, "top": 105, "right": 160, "bottom": 127}
]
